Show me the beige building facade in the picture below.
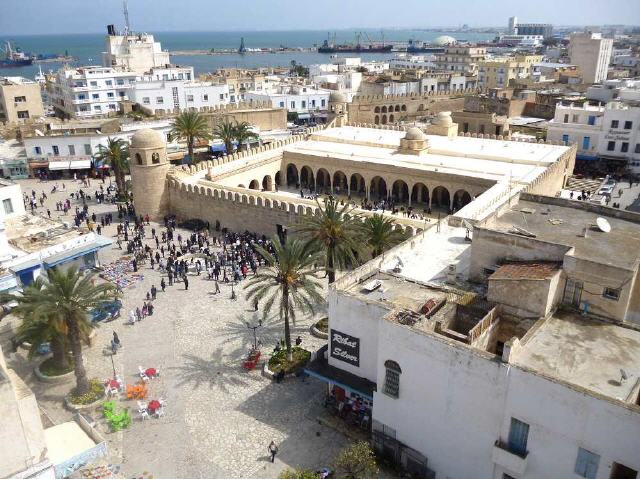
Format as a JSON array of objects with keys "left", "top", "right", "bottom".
[
  {"left": 434, "top": 46, "right": 487, "bottom": 74},
  {"left": 477, "top": 55, "right": 543, "bottom": 89},
  {"left": 0, "top": 77, "right": 44, "bottom": 124}
]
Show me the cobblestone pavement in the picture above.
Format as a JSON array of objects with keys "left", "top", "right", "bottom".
[{"left": 3, "top": 177, "right": 360, "bottom": 479}]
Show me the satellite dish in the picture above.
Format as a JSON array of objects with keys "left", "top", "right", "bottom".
[{"left": 596, "top": 217, "right": 611, "bottom": 233}]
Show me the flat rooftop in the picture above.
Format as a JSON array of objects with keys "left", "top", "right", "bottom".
[
  {"left": 514, "top": 310, "right": 640, "bottom": 402},
  {"left": 6, "top": 214, "right": 89, "bottom": 253},
  {"left": 295, "top": 126, "right": 569, "bottom": 184},
  {"left": 491, "top": 198, "right": 640, "bottom": 270},
  {"left": 44, "top": 421, "right": 97, "bottom": 466}
]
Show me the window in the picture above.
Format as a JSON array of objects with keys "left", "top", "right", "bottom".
[
  {"left": 119, "top": 91, "right": 126, "bottom": 97},
  {"left": 608, "top": 141, "right": 616, "bottom": 151},
  {"left": 152, "top": 153, "right": 160, "bottom": 164},
  {"left": 107, "top": 92, "right": 115, "bottom": 98},
  {"left": 90, "top": 81, "right": 98, "bottom": 87},
  {"left": 635, "top": 143, "right": 640, "bottom": 154},
  {"left": 142, "top": 97, "right": 150, "bottom": 105},
  {"left": 84, "top": 144, "right": 91, "bottom": 155},
  {"left": 203, "top": 94, "right": 209, "bottom": 102},
  {"left": 311, "top": 99, "right": 316, "bottom": 107},
  {"left": 611, "top": 120, "right": 619, "bottom": 129},
  {"left": 78, "top": 94, "right": 86, "bottom": 100},
  {"left": 563, "top": 114, "right": 569, "bottom": 123},
  {"left": 219, "top": 94, "right": 224, "bottom": 100},
  {"left": 17, "top": 111, "right": 30, "bottom": 119},
  {"left": 178, "top": 73, "right": 184, "bottom": 80},
  {"left": 52, "top": 145, "right": 59, "bottom": 155},
  {"left": 562, "top": 134, "right": 569, "bottom": 145},
  {"left": 582, "top": 136, "right": 590, "bottom": 150},
  {"left": 34, "top": 146, "right": 42, "bottom": 155},
  {"left": 588, "top": 115, "right": 596, "bottom": 125},
  {"left": 321, "top": 99, "right": 326, "bottom": 107},
  {"left": 279, "top": 101, "right": 285, "bottom": 108},
  {"left": 383, "top": 360, "right": 401, "bottom": 398},
  {"left": 575, "top": 448, "right": 600, "bottom": 479},
  {"left": 92, "top": 94, "right": 99, "bottom": 99},
  {"left": 68, "top": 145, "right": 75, "bottom": 156},
  {"left": 621, "top": 142, "right": 629, "bottom": 153},
  {"left": 187, "top": 95, "right": 194, "bottom": 102},
  {"left": 156, "top": 97, "right": 164, "bottom": 104},
  {"left": 624, "top": 120, "right": 633, "bottom": 130},
  {"left": 3, "top": 198, "right": 14, "bottom": 215},
  {"left": 301, "top": 100, "right": 306, "bottom": 109},
  {"left": 117, "top": 79, "right": 124, "bottom": 85},
  {"left": 572, "top": 114, "right": 579, "bottom": 123},
  {"left": 94, "top": 105, "right": 102, "bottom": 111},
  {"left": 105, "top": 80, "right": 112, "bottom": 86},
  {"left": 135, "top": 153, "right": 142, "bottom": 165},
  {"left": 290, "top": 101, "right": 296, "bottom": 109},
  {"left": 507, "top": 418, "right": 529, "bottom": 456},
  {"left": 14, "top": 96, "right": 26, "bottom": 102},
  {"left": 603, "top": 287, "right": 621, "bottom": 300},
  {"left": 610, "top": 462, "right": 638, "bottom": 479}
]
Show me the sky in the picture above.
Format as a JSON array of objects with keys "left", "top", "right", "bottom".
[{"left": 1, "top": 0, "right": 639, "bottom": 35}]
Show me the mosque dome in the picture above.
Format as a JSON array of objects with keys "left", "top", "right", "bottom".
[
  {"left": 329, "top": 91, "right": 347, "bottom": 103},
  {"left": 404, "top": 127, "right": 426, "bottom": 140},
  {"left": 130, "top": 128, "right": 166, "bottom": 149},
  {"left": 432, "top": 35, "right": 457, "bottom": 46},
  {"left": 432, "top": 111, "right": 453, "bottom": 127}
]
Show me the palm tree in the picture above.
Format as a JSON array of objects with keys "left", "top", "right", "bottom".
[
  {"left": 359, "top": 213, "right": 407, "bottom": 258},
  {"left": 213, "top": 120, "right": 236, "bottom": 155},
  {"left": 12, "top": 310, "right": 69, "bottom": 370},
  {"left": 1, "top": 267, "right": 119, "bottom": 394},
  {"left": 94, "top": 138, "right": 129, "bottom": 200},
  {"left": 171, "top": 110, "right": 211, "bottom": 160},
  {"left": 233, "top": 121, "right": 258, "bottom": 151},
  {"left": 295, "top": 197, "right": 363, "bottom": 284},
  {"left": 245, "top": 238, "right": 323, "bottom": 360}
]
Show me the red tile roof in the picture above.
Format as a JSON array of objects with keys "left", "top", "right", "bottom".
[{"left": 490, "top": 262, "right": 561, "bottom": 280}]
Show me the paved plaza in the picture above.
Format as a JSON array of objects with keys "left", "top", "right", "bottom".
[{"left": 0, "top": 177, "right": 366, "bottom": 479}]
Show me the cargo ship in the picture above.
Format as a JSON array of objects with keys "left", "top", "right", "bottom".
[
  {"left": 0, "top": 41, "right": 33, "bottom": 68},
  {"left": 317, "top": 32, "right": 393, "bottom": 54}
]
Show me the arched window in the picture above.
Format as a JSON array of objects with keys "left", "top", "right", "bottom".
[
  {"left": 152, "top": 153, "right": 160, "bottom": 164},
  {"left": 135, "top": 153, "right": 142, "bottom": 165},
  {"left": 383, "top": 360, "right": 402, "bottom": 398}
]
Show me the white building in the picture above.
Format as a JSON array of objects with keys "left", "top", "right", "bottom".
[
  {"left": 311, "top": 71, "right": 362, "bottom": 102},
  {"left": 586, "top": 79, "right": 640, "bottom": 103},
  {"left": 308, "top": 57, "right": 389, "bottom": 77},
  {"left": 102, "top": 28, "right": 170, "bottom": 74},
  {"left": 548, "top": 101, "right": 640, "bottom": 171},
  {"left": 49, "top": 66, "right": 138, "bottom": 119},
  {"left": 569, "top": 32, "right": 614, "bottom": 84},
  {"left": 389, "top": 54, "right": 436, "bottom": 70},
  {"left": 245, "top": 84, "right": 330, "bottom": 116},
  {"left": 132, "top": 78, "right": 230, "bottom": 114}
]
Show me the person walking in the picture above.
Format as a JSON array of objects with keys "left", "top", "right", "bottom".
[
  {"left": 184, "top": 276, "right": 189, "bottom": 291},
  {"left": 254, "top": 299, "right": 259, "bottom": 312},
  {"left": 214, "top": 280, "right": 220, "bottom": 294},
  {"left": 160, "top": 278, "right": 166, "bottom": 292},
  {"left": 268, "top": 441, "right": 278, "bottom": 463},
  {"left": 151, "top": 285, "right": 157, "bottom": 300}
]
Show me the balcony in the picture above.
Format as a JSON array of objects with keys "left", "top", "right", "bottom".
[{"left": 492, "top": 440, "right": 528, "bottom": 476}]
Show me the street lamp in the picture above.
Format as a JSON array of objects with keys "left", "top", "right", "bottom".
[{"left": 246, "top": 318, "right": 263, "bottom": 349}]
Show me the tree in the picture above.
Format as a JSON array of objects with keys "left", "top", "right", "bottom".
[
  {"left": 213, "top": 119, "right": 237, "bottom": 155},
  {"left": 12, "top": 309, "right": 69, "bottom": 371},
  {"left": 359, "top": 213, "right": 407, "bottom": 258},
  {"left": 94, "top": 137, "right": 129, "bottom": 199},
  {"left": 334, "top": 442, "right": 378, "bottom": 479},
  {"left": 244, "top": 238, "right": 323, "bottom": 360},
  {"left": 233, "top": 121, "right": 258, "bottom": 151},
  {"left": 171, "top": 110, "right": 211, "bottom": 160},
  {"left": 1, "top": 267, "right": 119, "bottom": 394},
  {"left": 295, "top": 197, "right": 363, "bottom": 284}
]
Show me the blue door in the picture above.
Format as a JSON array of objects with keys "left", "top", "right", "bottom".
[
  {"left": 588, "top": 115, "right": 596, "bottom": 125},
  {"left": 582, "top": 136, "right": 590, "bottom": 150},
  {"left": 18, "top": 270, "right": 34, "bottom": 286},
  {"left": 562, "top": 134, "right": 569, "bottom": 145}
]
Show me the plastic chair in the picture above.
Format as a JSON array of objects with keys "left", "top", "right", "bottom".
[
  {"left": 140, "top": 409, "right": 149, "bottom": 421},
  {"left": 155, "top": 407, "right": 165, "bottom": 418},
  {"left": 137, "top": 400, "right": 147, "bottom": 413}
]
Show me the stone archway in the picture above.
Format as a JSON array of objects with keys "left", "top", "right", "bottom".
[
  {"left": 374, "top": 115, "right": 380, "bottom": 125},
  {"left": 389, "top": 114, "right": 395, "bottom": 123},
  {"left": 411, "top": 183, "right": 429, "bottom": 206},
  {"left": 300, "top": 166, "right": 315, "bottom": 189},
  {"left": 374, "top": 106, "right": 380, "bottom": 113},
  {"left": 432, "top": 186, "right": 451, "bottom": 211},
  {"left": 401, "top": 105, "right": 407, "bottom": 112},
  {"left": 453, "top": 189, "right": 472, "bottom": 210},
  {"left": 286, "top": 164, "right": 299, "bottom": 186},
  {"left": 350, "top": 173, "right": 366, "bottom": 197},
  {"left": 381, "top": 115, "right": 387, "bottom": 125},
  {"left": 274, "top": 171, "right": 281, "bottom": 186},
  {"left": 262, "top": 175, "right": 273, "bottom": 191},
  {"left": 249, "top": 179, "right": 260, "bottom": 190},
  {"left": 237, "top": 184, "right": 246, "bottom": 188},
  {"left": 333, "top": 171, "right": 348, "bottom": 196},
  {"left": 392, "top": 179, "right": 409, "bottom": 203},
  {"left": 381, "top": 106, "right": 388, "bottom": 114},
  {"left": 370, "top": 176, "right": 388, "bottom": 200},
  {"left": 316, "top": 168, "right": 331, "bottom": 192},
  {"left": 394, "top": 105, "right": 400, "bottom": 112}
]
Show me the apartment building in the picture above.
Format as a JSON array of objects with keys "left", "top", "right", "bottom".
[
  {"left": 0, "top": 76, "right": 44, "bottom": 123},
  {"left": 244, "top": 84, "right": 330, "bottom": 117},
  {"left": 569, "top": 32, "right": 614, "bottom": 84},
  {"left": 434, "top": 46, "right": 487, "bottom": 74},
  {"left": 478, "top": 55, "right": 543, "bottom": 89},
  {"left": 102, "top": 26, "right": 170, "bottom": 74},
  {"left": 547, "top": 103, "right": 605, "bottom": 160}
]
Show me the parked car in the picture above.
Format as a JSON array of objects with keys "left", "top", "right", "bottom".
[{"left": 90, "top": 299, "right": 123, "bottom": 322}]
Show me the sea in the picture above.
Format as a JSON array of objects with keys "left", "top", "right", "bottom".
[{"left": 0, "top": 29, "right": 497, "bottom": 79}]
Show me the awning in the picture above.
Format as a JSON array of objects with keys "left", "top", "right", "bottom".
[
  {"left": 29, "top": 161, "right": 49, "bottom": 168},
  {"left": 48, "top": 161, "right": 70, "bottom": 170},
  {"left": 10, "top": 257, "right": 42, "bottom": 273},
  {"left": 69, "top": 160, "right": 91, "bottom": 169},
  {"left": 304, "top": 345, "right": 376, "bottom": 400},
  {"left": 43, "top": 237, "right": 113, "bottom": 268}
]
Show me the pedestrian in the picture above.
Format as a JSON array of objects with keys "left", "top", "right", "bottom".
[
  {"left": 184, "top": 276, "right": 189, "bottom": 290},
  {"left": 268, "top": 441, "right": 279, "bottom": 463},
  {"left": 113, "top": 331, "right": 121, "bottom": 349},
  {"left": 151, "top": 285, "right": 157, "bottom": 300},
  {"left": 254, "top": 299, "right": 259, "bottom": 311},
  {"left": 160, "top": 278, "right": 166, "bottom": 292},
  {"left": 214, "top": 280, "right": 220, "bottom": 294},
  {"left": 295, "top": 335, "right": 302, "bottom": 346}
]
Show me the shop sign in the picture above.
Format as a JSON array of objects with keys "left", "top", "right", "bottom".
[{"left": 330, "top": 329, "right": 360, "bottom": 367}]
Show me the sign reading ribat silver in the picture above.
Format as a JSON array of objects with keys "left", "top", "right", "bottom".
[{"left": 330, "top": 329, "right": 360, "bottom": 367}]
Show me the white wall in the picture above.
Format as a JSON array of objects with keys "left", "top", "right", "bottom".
[
  {"left": 132, "top": 80, "right": 230, "bottom": 113},
  {"left": 0, "top": 182, "right": 25, "bottom": 220}
]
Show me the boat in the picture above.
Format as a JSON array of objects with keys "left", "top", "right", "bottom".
[
  {"left": 406, "top": 39, "right": 445, "bottom": 54},
  {"left": 0, "top": 41, "right": 33, "bottom": 67},
  {"left": 317, "top": 32, "right": 393, "bottom": 54}
]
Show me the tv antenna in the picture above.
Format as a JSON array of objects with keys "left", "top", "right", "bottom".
[{"left": 123, "top": 0, "right": 131, "bottom": 35}]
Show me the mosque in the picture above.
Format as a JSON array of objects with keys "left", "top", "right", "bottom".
[{"left": 128, "top": 100, "right": 576, "bottom": 237}]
